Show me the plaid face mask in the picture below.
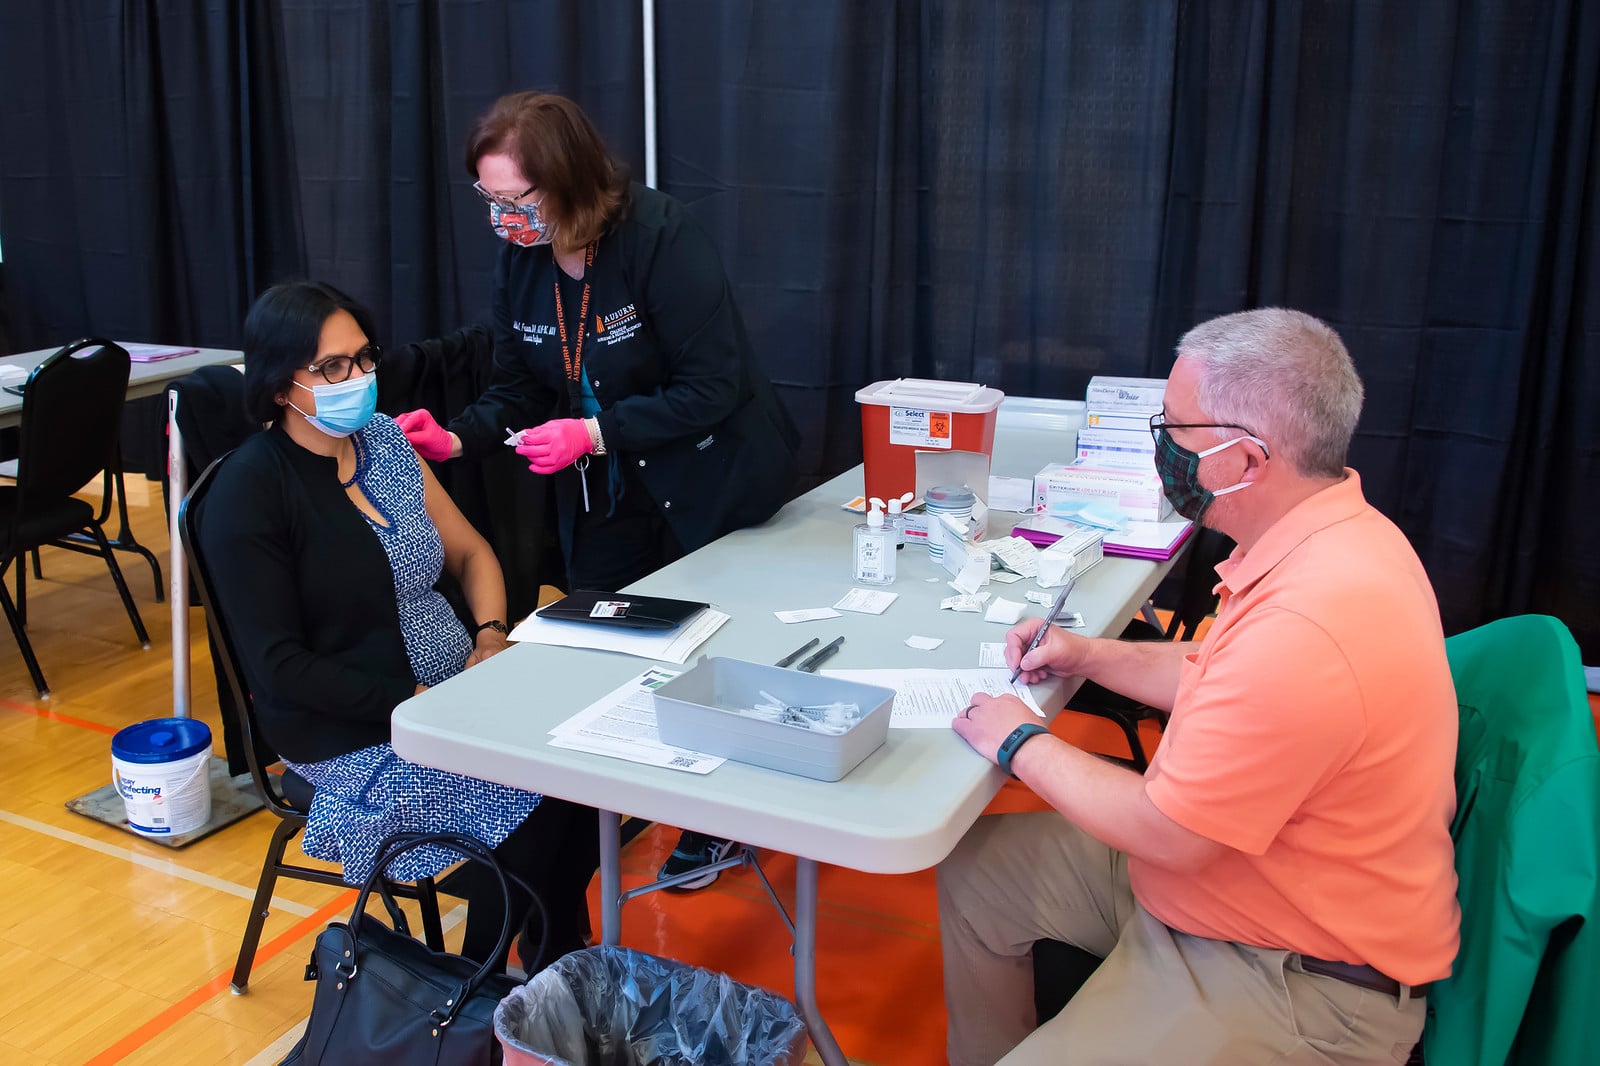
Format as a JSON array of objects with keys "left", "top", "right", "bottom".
[{"left": 1153, "top": 427, "right": 1263, "bottom": 521}]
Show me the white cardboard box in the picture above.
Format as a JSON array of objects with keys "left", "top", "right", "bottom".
[
  {"left": 1034, "top": 459, "right": 1174, "bottom": 522},
  {"left": 1075, "top": 426, "right": 1155, "bottom": 464},
  {"left": 1084, "top": 411, "right": 1153, "bottom": 433},
  {"left": 1084, "top": 376, "right": 1167, "bottom": 415}
]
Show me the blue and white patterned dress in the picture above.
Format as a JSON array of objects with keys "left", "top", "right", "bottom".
[{"left": 285, "top": 414, "right": 542, "bottom": 885}]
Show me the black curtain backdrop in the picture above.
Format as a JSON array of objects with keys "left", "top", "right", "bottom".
[{"left": 1, "top": 1, "right": 1595, "bottom": 658}]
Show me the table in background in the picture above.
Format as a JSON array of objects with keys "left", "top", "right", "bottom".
[
  {"left": 3, "top": 345, "right": 244, "bottom": 716},
  {"left": 392, "top": 439, "right": 1176, "bottom": 1065}
]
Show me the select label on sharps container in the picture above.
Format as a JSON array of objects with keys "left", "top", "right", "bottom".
[{"left": 889, "top": 407, "right": 953, "bottom": 449}]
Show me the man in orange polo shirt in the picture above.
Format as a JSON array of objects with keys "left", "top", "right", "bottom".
[{"left": 941, "top": 308, "right": 1459, "bottom": 1065}]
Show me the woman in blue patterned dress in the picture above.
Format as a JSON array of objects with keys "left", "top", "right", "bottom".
[{"left": 196, "top": 281, "right": 598, "bottom": 969}]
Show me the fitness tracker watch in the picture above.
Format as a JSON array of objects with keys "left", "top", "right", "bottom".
[{"left": 996, "top": 722, "right": 1051, "bottom": 777}]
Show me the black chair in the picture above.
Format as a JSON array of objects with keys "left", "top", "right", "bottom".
[
  {"left": 1064, "top": 527, "right": 1235, "bottom": 771},
  {"left": 179, "top": 454, "right": 445, "bottom": 994},
  {"left": 0, "top": 339, "right": 149, "bottom": 697}
]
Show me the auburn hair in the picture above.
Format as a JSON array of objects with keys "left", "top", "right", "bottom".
[{"left": 466, "top": 92, "right": 628, "bottom": 251}]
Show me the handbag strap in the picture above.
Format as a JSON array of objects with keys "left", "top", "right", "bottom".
[{"left": 350, "top": 830, "right": 545, "bottom": 1025}]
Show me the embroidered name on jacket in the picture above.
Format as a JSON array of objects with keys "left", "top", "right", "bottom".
[
  {"left": 593, "top": 304, "right": 642, "bottom": 345},
  {"left": 514, "top": 320, "right": 557, "bottom": 345}
]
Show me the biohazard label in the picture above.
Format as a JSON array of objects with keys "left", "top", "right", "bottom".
[{"left": 888, "top": 407, "right": 953, "bottom": 449}]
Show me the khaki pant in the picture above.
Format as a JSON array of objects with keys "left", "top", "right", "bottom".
[{"left": 938, "top": 812, "right": 1424, "bottom": 1065}]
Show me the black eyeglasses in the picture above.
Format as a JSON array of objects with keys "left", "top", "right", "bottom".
[
  {"left": 1148, "top": 412, "right": 1271, "bottom": 458},
  {"left": 304, "top": 344, "right": 381, "bottom": 384},
  {"left": 472, "top": 181, "right": 537, "bottom": 212}
]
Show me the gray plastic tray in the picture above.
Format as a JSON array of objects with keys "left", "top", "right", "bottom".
[{"left": 653, "top": 657, "right": 895, "bottom": 782}]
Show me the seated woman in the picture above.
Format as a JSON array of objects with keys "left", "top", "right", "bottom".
[{"left": 196, "top": 280, "right": 596, "bottom": 969}]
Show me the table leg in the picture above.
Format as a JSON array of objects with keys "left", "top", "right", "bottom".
[
  {"left": 599, "top": 810, "right": 622, "bottom": 946},
  {"left": 168, "top": 393, "right": 190, "bottom": 718},
  {"left": 795, "top": 857, "right": 848, "bottom": 1066}
]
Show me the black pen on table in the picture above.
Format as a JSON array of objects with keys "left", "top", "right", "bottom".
[
  {"left": 798, "top": 635, "right": 845, "bottom": 673},
  {"left": 774, "top": 637, "right": 819, "bottom": 668},
  {"left": 1009, "top": 573, "right": 1079, "bottom": 685}
]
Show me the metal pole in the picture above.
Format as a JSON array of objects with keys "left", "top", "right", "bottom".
[
  {"left": 600, "top": 810, "right": 622, "bottom": 945},
  {"left": 795, "top": 858, "right": 847, "bottom": 1066},
  {"left": 642, "top": 0, "right": 658, "bottom": 188},
  {"left": 168, "top": 390, "right": 190, "bottom": 717}
]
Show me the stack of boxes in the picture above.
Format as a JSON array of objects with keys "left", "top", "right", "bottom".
[{"left": 1033, "top": 376, "right": 1173, "bottom": 523}]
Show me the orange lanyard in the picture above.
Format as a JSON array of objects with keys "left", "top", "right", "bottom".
[{"left": 553, "top": 243, "right": 597, "bottom": 399}]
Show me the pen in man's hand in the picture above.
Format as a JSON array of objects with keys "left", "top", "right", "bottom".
[
  {"left": 1009, "top": 574, "right": 1078, "bottom": 685},
  {"left": 798, "top": 635, "right": 845, "bottom": 673},
  {"left": 775, "top": 637, "right": 820, "bottom": 668}
]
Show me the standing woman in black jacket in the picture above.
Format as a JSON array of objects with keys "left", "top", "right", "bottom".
[{"left": 396, "top": 92, "right": 801, "bottom": 887}]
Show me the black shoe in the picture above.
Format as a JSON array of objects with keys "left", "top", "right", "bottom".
[{"left": 657, "top": 830, "right": 739, "bottom": 891}]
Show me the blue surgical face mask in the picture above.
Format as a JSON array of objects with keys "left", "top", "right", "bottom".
[{"left": 287, "top": 373, "right": 377, "bottom": 438}]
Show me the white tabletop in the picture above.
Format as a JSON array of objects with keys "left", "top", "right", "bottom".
[
  {"left": 392, "top": 452, "right": 1175, "bottom": 874},
  {"left": 1, "top": 345, "right": 244, "bottom": 428}
]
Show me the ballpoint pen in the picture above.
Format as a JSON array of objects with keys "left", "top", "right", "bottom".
[
  {"left": 797, "top": 635, "right": 845, "bottom": 673},
  {"left": 1009, "top": 573, "right": 1079, "bottom": 684},
  {"left": 774, "top": 637, "right": 820, "bottom": 668}
]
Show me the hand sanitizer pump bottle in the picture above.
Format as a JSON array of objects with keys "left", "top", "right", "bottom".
[
  {"left": 886, "top": 492, "right": 913, "bottom": 549},
  {"left": 854, "top": 498, "right": 895, "bottom": 585}
]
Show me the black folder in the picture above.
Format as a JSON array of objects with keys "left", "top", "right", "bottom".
[{"left": 534, "top": 589, "right": 708, "bottom": 631}]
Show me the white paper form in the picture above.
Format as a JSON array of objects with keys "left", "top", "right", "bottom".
[
  {"left": 978, "top": 643, "right": 1008, "bottom": 668},
  {"left": 509, "top": 607, "right": 730, "bottom": 664},
  {"left": 821, "top": 668, "right": 1044, "bottom": 728},
  {"left": 547, "top": 668, "right": 726, "bottom": 773}
]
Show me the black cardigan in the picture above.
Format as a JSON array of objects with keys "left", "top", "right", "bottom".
[
  {"left": 450, "top": 183, "right": 801, "bottom": 558},
  {"left": 195, "top": 423, "right": 417, "bottom": 763}
]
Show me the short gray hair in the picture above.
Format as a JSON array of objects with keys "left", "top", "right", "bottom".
[{"left": 1176, "top": 308, "right": 1363, "bottom": 478}]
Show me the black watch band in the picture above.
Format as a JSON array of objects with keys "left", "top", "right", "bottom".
[
  {"left": 996, "top": 722, "right": 1051, "bottom": 777},
  {"left": 472, "top": 619, "right": 509, "bottom": 638}
]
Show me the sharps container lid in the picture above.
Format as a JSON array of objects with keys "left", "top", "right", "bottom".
[{"left": 111, "top": 718, "right": 212, "bottom": 764}]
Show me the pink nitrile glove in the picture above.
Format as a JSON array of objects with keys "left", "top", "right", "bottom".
[
  {"left": 394, "top": 409, "right": 454, "bottom": 461},
  {"left": 515, "top": 418, "right": 594, "bottom": 474}
]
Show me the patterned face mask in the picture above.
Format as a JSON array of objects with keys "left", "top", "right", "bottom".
[
  {"left": 488, "top": 199, "right": 556, "bottom": 247},
  {"left": 1153, "top": 426, "right": 1267, "bottom": 521}
]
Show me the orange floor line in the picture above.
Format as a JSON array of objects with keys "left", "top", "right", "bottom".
[
  {"left": 82, "top": 888, "right": 358, "bottom": 1066},
  {"left": 0, "top": 695, "right": 120, "bottom": 735}
]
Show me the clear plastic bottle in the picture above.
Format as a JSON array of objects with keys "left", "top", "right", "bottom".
[
  {"left": 886, "top": 492, "right": 913, "bottom": 549},
  {"left": 853, "top": 498, "right": 896, "bottom": 585}
]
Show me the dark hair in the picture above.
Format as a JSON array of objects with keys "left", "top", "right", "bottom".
[
  {"left": 465, "top": 92, "right": 629, "bottom": 250},
  {"left": 241, "top": 281, "right": 376, "bottom": 424}
]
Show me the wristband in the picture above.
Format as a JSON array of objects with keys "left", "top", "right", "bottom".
[
  {"left": 995, "top": 722, "right": 1051, "bottom": 777},
  {"left": 472, "top": 619, "right": 509, "bottom": 639}
]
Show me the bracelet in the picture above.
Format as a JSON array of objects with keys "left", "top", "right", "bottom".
[
  {"left": 585, "top": 417, "right": 607, "bottom": 456},
  {"left": 472, "top": 619, "right": 509, "bottom": 639}
]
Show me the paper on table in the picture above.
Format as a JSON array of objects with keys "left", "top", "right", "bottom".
[
  {"left": 774, "top": 607, "right": 842, "bottom": 623},
  {"left": 1103, "top": 517, "right": 1194, "bottom": 553},
  {"left": 905, "top": 635, "right": 945, "bottom": 651},
  {"left": 834, "top": 588, "right": 898, "bottom": 614},
  {"left": 978, "top": 643, "right": 1008, "bottom": 668},
  {"left": 547, "top": 667, "right": 725, "bottom": 773},
  {"left": 822, "top": 668, "right": 1043, "bottom": 728},
  {"left": 989, "top": 570, "right": 1025, "bottom": 584},
  {"left": 985, "top": 597, "right": 1026, "bottom": 624},
  {"left": 0, "top": 365, "right": 26, "bottom": 381},
  {"left": 509, "top": 606, "right": 729, "bottom": 664},
  {"left": 980, "top": 536, "right": 1040, "bottom": 577}
]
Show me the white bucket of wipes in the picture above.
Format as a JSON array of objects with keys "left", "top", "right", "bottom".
[{"left": 111, "top": 718, "right": 213, "bottom": 836}]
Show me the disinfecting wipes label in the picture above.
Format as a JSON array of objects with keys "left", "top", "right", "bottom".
[{"left": 888, "top": 406, "right": 953, "bottom": 449}]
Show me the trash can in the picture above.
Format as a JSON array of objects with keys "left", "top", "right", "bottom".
[{"left": 495, "top": 946, "right": 808, "bottom": 1066}]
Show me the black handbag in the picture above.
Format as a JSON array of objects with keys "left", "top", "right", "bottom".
[{"left": 281, "top": 831, "right": 545, "bottom": 1066}]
